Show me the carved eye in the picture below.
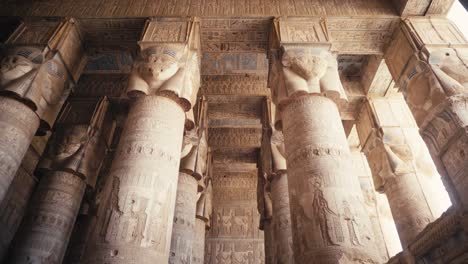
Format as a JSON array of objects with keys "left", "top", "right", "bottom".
[{"left": 445, "top": 53, "right": 450, "bottom": 56}]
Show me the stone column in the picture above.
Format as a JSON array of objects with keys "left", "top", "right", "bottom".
[
  {"left": 258, "top": 171, "right": 275, "bottom": 264},
  {"left": 193, "top": 179, "right": 212, "bottom": 264},
  {"left": 169, "top": 131, "right": 207, "bottom": 264},
  {"left": 9, "top": 98, "right": 110, "bottom": 263},
  {"left": 0, "top": 145, "right": 40, "bottom": 261},
  {"left": 385, "top": 17, "right": 468, "bottom": 208},
  {"left": 269, "top": 42, "right": 380, "bottom": 262},
  {"left": 193, "top": 218, "right": 207, "bottom": 264},
  {"left": 82, "top": 18, "right": 200, "bottom": 264},
  {"left": 0, "top": 18, "right": 86, "bottom": 203},
  {"left": 270, "top": 130, "right": 294, "bottom": 264},
  {"left": 356, "top": 95, "right": 451, "bottom": 247}
]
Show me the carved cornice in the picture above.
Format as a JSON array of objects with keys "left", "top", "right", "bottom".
[{"left": 270, "top": 16, "right": 398, "bottom": 54}]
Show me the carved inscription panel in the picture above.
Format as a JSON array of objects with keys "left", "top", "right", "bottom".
[{"left": 205, "top": 169, "right": 264, "bottom": 264}]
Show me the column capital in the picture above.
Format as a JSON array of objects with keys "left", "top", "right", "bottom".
[
  {"left": 127, "top": 17, "right": 201, "bottom": 112},
  {"left": 357, "top": 97, "right": 424, "bottom": 189},
  {"left": 36, "top": 97, "right": 111, "bottom": 188},
  {"left": 1, "top": 18, "right": 87, "bottom": 132},
  {"left": 385, "top": 17, "right": 468, "bottom": 126}
]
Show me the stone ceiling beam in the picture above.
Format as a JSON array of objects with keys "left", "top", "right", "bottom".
[{"left": 392, "top": 0, "right": 455, "bottom": 16}]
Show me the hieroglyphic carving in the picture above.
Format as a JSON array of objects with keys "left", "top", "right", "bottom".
[
  {"left": 169, "top": 172, "right": 199, "bottom": 264},
  {"left": 9, "top": 171, "right": 87, "bottom": 263},
  {"left": 276, "top": 18, "right": 329, "bottom": 43},
  {"left": 277, "top": 93, "right": 380, "bottom": 262},
  {"left": 84, "top": 49, "right": 133, "bottom": 74},
  {"left": 201, "top": 18, "right": 269, "bottom": 53},
  {"left": 0, "top": 97, "right": 39, "bottom": 203},
  {"left": 206, "top": 166, "right": 264, "bottom": 264},
  {"left": 79, "top": 18, "right": 146, "bottom": 48},
  {"left": 201, "top": 75, "right": 269, "bottom": 96},
  {"left": 74, "top": 74, "right": 128, "bottom": 98},
  {"left": 201, "top": 53, "right": 268, "bottom": 75},
  {"left": 84, "top": 96, "right": 186, "bottom": 263},
  {"left": 0, "top": 0, "right": 397, "bottom": 17},
  {"left": 388, "top": 207, "right": 468, "bottom": 263},
  {"left": 327, "top": 17, "right": 397, "bottom": 54},
  {"left": 208, "top": 128, "right": 262, "bottom": 148},
  {"left": 81, "top": 19, "right": 199, "bottom": 261},
  {"left": 0, "top": 147, "right": 38, "bottom": 260}
]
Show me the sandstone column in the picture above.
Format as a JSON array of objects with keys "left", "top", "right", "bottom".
[
  {"left": 385, "top": 17, "right": 468, "bottom": 208},
  {"left": 269, "top": 20, "right": 381, "bottom": 261},
  {"left": 169, "top": 131, "right": 207, "bottom": 264},
  {"left": 0, "top": 18, "right": 86, "bottom": 203},
  {"left": 9, "top": 98, "right": 110, "bottom": 263},
  {"left": 82, "top": 18, "right": 200, "bottom": 264},
  {"left": 259, "top": 171, "right": 275, "bottom": 264},
  {"left": 356, "top": 95, "right": 451, "bottom": 246},
  {"left": 270, "top": 130, "right": 294, "bottom": 264},
  {"left": 193, "top": 179, "right": 212, "bottom": 264}
]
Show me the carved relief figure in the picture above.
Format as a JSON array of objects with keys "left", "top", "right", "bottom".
[
  {"left": 343, "top": 201, "right": 362, "bottom": 246},
  {"left": 308, "top": 178, "right": 339, "bottom": 246}
]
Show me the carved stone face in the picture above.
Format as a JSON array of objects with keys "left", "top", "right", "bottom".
[
  {"left": 52, "top": 126, "right": 88, "bottom": 156},
  {"left": 140, "top": 53, "right": 178, "bottom": 84},
  {"left": 0, "top": 55, "right": 34, "bottom": 84},
  {"left": 282, "top": 53, "right": 327, "bottom": 81}
]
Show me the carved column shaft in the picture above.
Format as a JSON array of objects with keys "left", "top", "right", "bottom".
[
  {"left": 9, "top": 98, "right": 110, "bottom": 263},
  {"left": 357, "top": 96, "right": 450, "bottom": 247},
  {"left": 263, "top": 219, "right": 276, "bottom": 264},
  {"left": 270, "top": 172, "right": 294, "bottom": 264},
  {"left": 84, "top": 96, "right": 185, "bottom": 263},
  {"left": 0, "top": 146, "right": 40, "bottom": 260},
  {"left": 192, "top": 217, "right": 207, "bottom": 264},
  {"left": 83, "top": 18, "right": 200, "bottom": 263},
  {"left": 10, "top": 171, "right": 86, "bottom": 263},
  {"left": 0, "top": 97, "right": 39, "bottom": 201},
  {"left": 281, "top": 95, "right": 378, "bottom": 262},
  {"left": 169, "top": 171, "right": 199, "bottom": 264}
]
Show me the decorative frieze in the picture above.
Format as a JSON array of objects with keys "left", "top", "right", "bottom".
[{"left": 208, "top": 128, "right": 262, "bottom": 148}]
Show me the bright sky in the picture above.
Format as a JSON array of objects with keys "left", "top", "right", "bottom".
[{"left": 448, "top": 1, "right": 468, "bottom": 38}]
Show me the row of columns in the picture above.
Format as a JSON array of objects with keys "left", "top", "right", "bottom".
[{"left": 0, "top": 16, "right": 466, "bottom": 264}]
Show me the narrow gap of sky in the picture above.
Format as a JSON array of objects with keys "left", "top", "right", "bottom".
[{"left": 448, "top": 0, "right": 468, "bottom": 38}]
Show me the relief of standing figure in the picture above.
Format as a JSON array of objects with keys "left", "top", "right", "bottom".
[{"left": 310, "top": 178, "right": 339, "bottom": 246}]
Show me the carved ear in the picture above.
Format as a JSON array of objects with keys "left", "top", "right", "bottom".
[
  {"left": 127, "top": 67, "right": 149, "bottom": 98},
  {"left": 281, "top": 54, "right": 292, "bottom": 67}
]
